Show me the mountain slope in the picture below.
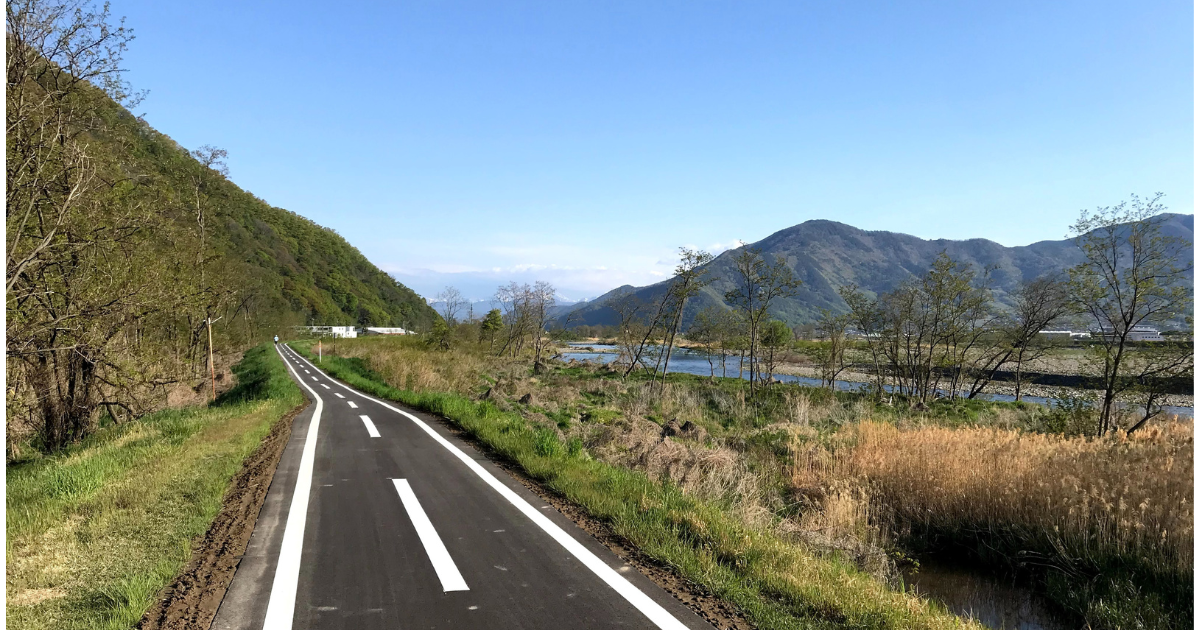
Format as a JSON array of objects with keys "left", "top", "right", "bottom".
[
  {"left": 561, "top": 214, "right": 1194, "bottom": 328},
  {"left": 90, "top": 88, "right": 440, "bottom": 330}
]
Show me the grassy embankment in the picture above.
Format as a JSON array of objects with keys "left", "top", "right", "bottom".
[
  {"left": 291, "top": 337, "right": 977, "bottom": 630},
  {"left": 6, "top": 344, "right": 303, "bottom": 630},
  {"left": 309, "top": 335, "right": 1192, "bottom": 630}
]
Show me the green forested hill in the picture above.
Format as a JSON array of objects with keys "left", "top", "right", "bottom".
[
  {"left": 90, "top": 95, "right": 438, "bottom": 330},
  {"left": 7, "top": 27, "right": 437, "bottom": 451}
]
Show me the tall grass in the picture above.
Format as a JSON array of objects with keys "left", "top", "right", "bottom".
[
  {"left": 6, "top": 344, "right": 302, "bottom": 630},
  {"left": 843, "top": 421, "right": 1193, "bottom": 627}
]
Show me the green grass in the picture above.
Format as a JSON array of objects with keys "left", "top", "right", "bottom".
[
  {"left": 291, "top": 341, "right": 977, "bottom": 630},
  {"left": 6, "top": 343, "right": 303, "bottom": 630}
]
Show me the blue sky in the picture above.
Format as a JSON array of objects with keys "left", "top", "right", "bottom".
[{"left": 119, "top": 1, "right": 1193, "bottom": 302}]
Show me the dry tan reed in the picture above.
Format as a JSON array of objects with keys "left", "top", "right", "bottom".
[{"left": 845, "top": 420, "right": 1193, "bottom": 576}]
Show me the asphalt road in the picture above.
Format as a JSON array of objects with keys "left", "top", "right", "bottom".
[{"left": 211, "top": 343, "right": 713, "bottom": 630}]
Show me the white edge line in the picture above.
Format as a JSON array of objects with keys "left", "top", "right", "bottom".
[
  {"left": 262, "top": 345, "right": 324, "bottom": 630},
  {"left": 285, "top": 345, "right": 689, "bottom": 630},
  {"left": 392, "top": 479, "right": 469, "bottom": 592},
  {"left": 360, "top": 415, "right": 381, "bottom": 438}
]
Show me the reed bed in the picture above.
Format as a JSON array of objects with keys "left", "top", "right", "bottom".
[{"left": 847, "top": 420, "right": 1193, "bottom": 578}]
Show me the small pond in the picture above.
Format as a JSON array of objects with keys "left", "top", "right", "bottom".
[{"left": 903, "top": 557, "right": 1071, "bottom": 630}]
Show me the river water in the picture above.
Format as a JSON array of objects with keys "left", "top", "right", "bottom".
[{"left": 561, "top": 343, "right": 1194, "bottom": 418}]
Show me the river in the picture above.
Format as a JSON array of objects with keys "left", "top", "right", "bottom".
[{"left": 561, "top": 343, "right": 1194, "bottom": 418}]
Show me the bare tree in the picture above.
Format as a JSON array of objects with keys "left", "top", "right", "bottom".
[
  {"left": 528, "top": 281, "right": 556, "bottom": 369},
  {"left": 436, "top": 286, "right": 466, "bottom": 325},
  {"left": 724, "top": 246, "right": 801, "bottom": 399},
  {"left": 492, "top": 281, "right": 555, "bottom": 367},
  {"left": 814, "top": 310, "right": 851, "bottom": 389},
  {"left": 839, "top": 285, "right": 888, "bottom": 396},
  {"left": 655, "top": 248, "right": 713, "bottom": 392},
  {"left": 494, "top": 282, "right": 530, "bottom": 356},
  {"left": 1068, "top": 194, "right": 1193, "bottom": 434},
  {"left": 970, "top": 276, "right": 1073, "bottom": 400},
  {"left": 851, "top": 253, "right": 996, "bottom": 404},
  {"left": 1122, "top": 329, "right": 1193, "bottom": 433}
]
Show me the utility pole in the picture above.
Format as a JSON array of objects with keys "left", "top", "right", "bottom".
[{"left": 207, "top": 315, "right": 223, "bottom": 401}]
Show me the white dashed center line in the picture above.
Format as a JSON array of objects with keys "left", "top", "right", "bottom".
[
  {"left": 392, "top": 479, "right": 468, "bottom": 592},
  {"left": 359, "top": 415, "right": 381, "bottom": 437}
]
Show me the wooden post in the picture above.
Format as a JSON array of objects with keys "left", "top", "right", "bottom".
[{"left": 207, "top": 317, "right": 216, "bottom": 401}]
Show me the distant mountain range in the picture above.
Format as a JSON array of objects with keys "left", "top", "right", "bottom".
[{"left": 557, "top": 213, "right": 1194, "bottom": 329}]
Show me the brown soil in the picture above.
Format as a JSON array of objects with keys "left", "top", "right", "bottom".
[
  {"left": 137, "top": 401, "right": 307, "bottom": 630},
  {"left": 436, "top": 422, "right": 754, "bottom": 630}
]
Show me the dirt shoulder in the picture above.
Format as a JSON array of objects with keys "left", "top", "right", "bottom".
[{"left": 137, "top": 401, "right": 307, "bottom": 630}]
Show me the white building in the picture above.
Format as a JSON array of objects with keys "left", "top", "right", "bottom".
[
  {"left": 297, "top": 325, "right": 358, "bottom": 338},
  {"left": 1096, "top": 325, "right": 1164, "bottom": 342},
  {"left": 362, "top": 327, "right": 412, "bottom": 336},
  {"left": 1038, "top": 330, "right": 1092, "bottom": 340}
]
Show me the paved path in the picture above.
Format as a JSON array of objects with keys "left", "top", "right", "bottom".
[{"left": 212, "top": 343, "right": 712, "bottom": 630}]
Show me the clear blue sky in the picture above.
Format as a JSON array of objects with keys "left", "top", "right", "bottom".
[{"left": 118, "top": 0, "right": 1193, "bottom": 302}]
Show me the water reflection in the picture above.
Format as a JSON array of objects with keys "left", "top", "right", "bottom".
[{"left": 903, "top": 557, "right": 1070, "bottom": 630}]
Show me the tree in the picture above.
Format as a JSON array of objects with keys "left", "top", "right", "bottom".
[
  {"left": 814, "top": 310, "right": 851, "bottom": 389},
  {"left": 987, "top": 276, "right": 1073, "bottom": 401},
  {"left": 759, "top": 319, "right": 793, "bottom": 381},
  {"left": 495, "top": 282, "right": 531, "bottom": 356},
  {"left": 6, "top": 1, "right": 199, "bottom": 450},
  {"left": 839, "top": 284, "right": 887, "bottom": 396},
  {"left": 1122, "top": 326, "right": 1193, "bottom": 433},
  {"left": 428, "top": 319, "right": 451, "bottom": 350},
  {"left": 1068, "top": 194, "right": 1193, "bottom": 434},
  {"left": 655, "top": 248, "right": 713, "bottom": 392},
  {"left": 875, "top": 253, "right": 996, "bottom": 403},
  {"left": 492, "top": 281, "right": 556, "bottom": 366},
  {"left": 436, "top": 286, "right": 466, "bottom": 325},
  {"left": 479, "top": 308, "right": 503, "bottom": 351},
  {"left": 724, "top": 246, "right": 801, "bottom": 399},
  {"left": 527, "top": 281, "right": 557, "bottom": 368}
]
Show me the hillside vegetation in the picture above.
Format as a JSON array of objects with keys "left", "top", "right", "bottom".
[{"left": 6, "top": 3, "right": 438, "bottom": 454}]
